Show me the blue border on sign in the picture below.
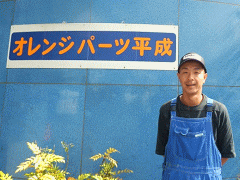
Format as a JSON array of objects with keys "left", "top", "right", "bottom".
[{"left": 9, "top": 31, "right": 176, "bottom": 62}]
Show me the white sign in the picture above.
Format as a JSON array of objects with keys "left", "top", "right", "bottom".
[{"left": 7, "top": 23, "right": 178, "bottom": 70}]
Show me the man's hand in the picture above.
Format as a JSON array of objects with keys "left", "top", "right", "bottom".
[{"left": 221, "top": 158, "right": 228, "bottom": 166}]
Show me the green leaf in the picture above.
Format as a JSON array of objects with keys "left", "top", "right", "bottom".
[
  {"left": 28, "top": 176, "right": 38, "bottom": 180},
  {"left": 104, "top": 148, "right": 119, "bottom": 156},
  {"left": 27, "top": 142, "right": 41, "bottom": 155},
  {"left": 77, "top": 173, "right": 91, "bottom": 180},
  {"left": 92, "top": 175, "right": 103, "bottom": 180},
  {"left": 116, "top": 169, "right": 133, "bottom": 174},
  {"left": 15, "top": 156, "right": 35, "bottom": 173},
  {"left": 105, "top": 156, "right": 118, "bottom": 168},
  {"left": 0, "top": 171, "right": 13, "bottom": 180},
  {"left": 90, "top": 153, "right": 104, "bottom": 161},
  {"left": 39, "top": 174, "right": 56, "bottom": 180}
]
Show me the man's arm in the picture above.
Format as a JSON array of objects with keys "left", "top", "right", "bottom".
[
  {"left": 214, "top": 102, "right": 236, "bottom": 160},
  {"left": 156, "top": 102, "right": 171, "bottom": 156},
  {"left": 221, "top": 158, "right": 228, "bottom": 166}
]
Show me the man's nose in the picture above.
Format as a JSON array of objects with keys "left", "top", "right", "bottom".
[{"left": 188, "top": 72, "right": 194, "bottom": 80}]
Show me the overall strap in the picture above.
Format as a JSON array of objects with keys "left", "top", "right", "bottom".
[
  {"left": 171, "top": 97, "right": 213, "bottom": 118},
  {"left": 170, "top": 98, "right": 177, "bottom": 117},
  {"left": 207, "top": 98, "right": 213, "bottom": 118}
]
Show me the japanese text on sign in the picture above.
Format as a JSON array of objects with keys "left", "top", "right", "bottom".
[{"left": 7, "top": 23, "right": 178, "bottom": 70}]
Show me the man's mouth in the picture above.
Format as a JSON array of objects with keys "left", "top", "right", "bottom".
[{"left": 186, "top": 84, "right": 195, "bottom": 87}]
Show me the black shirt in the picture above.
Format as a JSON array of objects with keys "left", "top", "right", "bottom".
[{"left": 156, "top": 94, "right": 236, "bottom": 158}]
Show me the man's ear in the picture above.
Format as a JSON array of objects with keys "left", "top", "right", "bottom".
[
  {"left": 203, "top": 73, "right": 208, "bottom": 83},
  {"left": 177, "top": 73, "right": 180, "bottom": 80}
]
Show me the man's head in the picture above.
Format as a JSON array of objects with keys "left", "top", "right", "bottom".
[
  {"left": 178, "top": 53, "right": 207, "bottom": 73},
  {"left": 177, "top": 53, "right": 207, "bottom": 96}
]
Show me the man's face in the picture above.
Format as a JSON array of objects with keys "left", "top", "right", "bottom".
[{"left": 177, "top": 60, "right": 207, "bottom": 96}]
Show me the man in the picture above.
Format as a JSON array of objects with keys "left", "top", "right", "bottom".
[{"left": 156, "top": 53, "right": 236, "bottom": 179}]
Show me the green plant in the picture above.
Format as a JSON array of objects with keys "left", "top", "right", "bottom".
[
  {"left": 0, "top": 171, "right": 13, "bottom": 180},
  {"left": 1, "top": 142, "right": 132, "bottom": 180},
  {"left": 15, "top": 142, "right": 67, "bottom": 180},
  {"left": 61, "top": 141, "right": 74, "bottom": 172},
  {"left": 77, "top": 148, "right": 133, "bottom": 180}
]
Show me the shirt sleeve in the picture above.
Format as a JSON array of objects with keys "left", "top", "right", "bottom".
[
  {"left": 215, "top": 103, "right": 236, "bottom": 158},
  {"left": 156, "top": 104, "right": 170, "bottom": 155}
]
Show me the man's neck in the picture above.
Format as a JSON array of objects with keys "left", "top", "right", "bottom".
[{"left": 180, "top": 93, "right": 203, "bottom": 107}]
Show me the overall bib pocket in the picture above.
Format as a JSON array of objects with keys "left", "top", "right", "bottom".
[{"left": 173, "top": 125, "right": 207, "bottom": 161}]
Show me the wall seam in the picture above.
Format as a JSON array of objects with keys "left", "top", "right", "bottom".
[
  {"left": 194, "top": 0, "right": 240, "bottom": 6},
  {"left": 177, "top": 0, "right": 180, "bottom": 96},
  {"left": 10, "top": 0, "right": 16, "bottom": 26},
  {"left": 0, "top": 0, "right": 15, "bottom": 2},
  {"left": 0, "top": 0, "right": 16, "bottom": 172},
  {"left": 1, "top": 82, "right": 240, "bottom": 88},
  {"left": 80, "top": 69, "right": 88, "bottom": 174},
  {"left": 80, "top": 0, "right": 93, "bottom": 174},
  {"left": 0, "top": 83, "right": 179, "bottom": 87},
  {"left": 89, "top": 0, "right": 92, "bottom": 23}
]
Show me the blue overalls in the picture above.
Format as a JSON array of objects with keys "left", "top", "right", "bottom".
[{"left": 162, "top": 98, "right": 222, "bottom": 180}]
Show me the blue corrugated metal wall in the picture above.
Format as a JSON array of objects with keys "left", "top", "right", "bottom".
[{"left": 0, "top": 0, "right": 239, "bottom": 179}]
